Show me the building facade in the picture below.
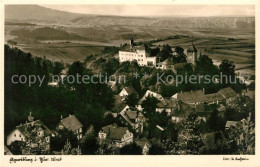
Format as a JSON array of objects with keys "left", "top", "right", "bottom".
[{"left": 119, "top": 39, "right": 156, "bottom": 67}]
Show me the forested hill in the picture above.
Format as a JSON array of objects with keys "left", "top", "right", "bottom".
[{"left": 4, "top": 45, "right": 115, "bottom": 136}]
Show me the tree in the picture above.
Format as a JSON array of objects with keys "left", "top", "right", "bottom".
[
  {"left": 20, "top": 123, "right": 50, "bottom": 155},
  {"left": 141, "top": 95, "right": 159, "bottom": 117},
  {"left": 219, "top": 59, "right": 236, "bottom": 84},
  {"left": 159, "top": 44, "right": 173, "bottom": 61},
  {"left": 61, "top": 140, "right": 81, "bottom": 155},
  {"left": 102, "top": 58, "right": 120, "bottom": 76},
  {"left": 124, "top": 92, "right": 139, "bottom": 107},
  {"left": 195, "top": 55, "right": 218, "bottom": 75},
  {"left": 51, "top": 128, "right": 78, "bottom": 151},
  {"left": 226, "top": 115, "right": 255, "bottom": 154},
  {"left": 208, "top": 109, "right": 226, "bottom": 131},
  {"left": 120, "top": 143, "right": 142, "bottom": 155},
  {"left": 80, "top": 125, "right": 98, "bottom": 155},
  {"left": 173, "top": 46, "right": 187, "bottom": 63},
  {"left": 149, "top": 142, "right": 165, "bottom": 155},
  {"left": 53, "top": 61, "right": 64, "bottom": 76}
]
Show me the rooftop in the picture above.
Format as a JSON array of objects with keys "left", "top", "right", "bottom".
[
  {"left": 60, "top": 115, "right": 83, "bottom": 131},
  {"left": 123, "top": 86, "right": 137, "bottom": 96},
  {"left": 101, "top": 124, "right": 129, "bottom": 140},
  {"left": 218, "top": 87, "right": 237, "bottom": 99},
  {"left": 135, "top": 138, "right": 152, "bottom": 148},
  {"left": 173, "top": 90, "right": 206, "bottom": 104},
  {"left": 16, "top": 119, "right": 53, "bottom": 138},
  {"left": 225, "top": 121, "right": 238, "bottom": 128}
]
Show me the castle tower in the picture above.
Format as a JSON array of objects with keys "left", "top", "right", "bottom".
[
  {"left": 130, "top": 38, "right": 134, "bottom": 49},
  {"left": 186, "top": 38, "right": 198, "bottom": 65}
]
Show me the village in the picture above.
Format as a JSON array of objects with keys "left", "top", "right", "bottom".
[{"left": 4, "top": 37, "right": 255, "bottom": 155}]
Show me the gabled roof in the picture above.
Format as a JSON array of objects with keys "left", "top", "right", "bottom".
[
  {"left": 123, "top": 86, "right": 137, "bottom": 95},
  {"left": 138, "top": 90, "right": 163, "bottom": 105},
  {"left": 205, "top": 93, "right": 225, "bottom": 103},
  {"left": 113, "top": 95, "right": 127, "bottom": 113},
  {"left": 135, "top": 138, "right": 152, "bottom": 148},
  {"left": 217, "top": 104, "right": 226, "bottom": 112},
  {"left": 119, "top": 106, "right": 143, "bottom": 127},
  {"left": 60, "top": 115, "right": 83, "bottom": 131},
  {"left": 172, "top": 101, "right": 193, "bottom": 117},
  {"left": 158, "top": 58, "right": 174, "bottom": 66},
  {"left": 157, "top": 98, "right": 177, "bottom": 108},
  {"left": 125, "top": 110, "right": 138, "bottom": 120},
  {"left": 16, "top": 120, "right": 53, "bottom": 137},
  {"left": 107, "top": 81, "right": 116, "bottom": 88},
  {"left": 218, "top": 87, "right": 237, "bottom": 99},
  {"left": 101, "top": 124, "right": 129, "bottom": 140},
  {"left": 225, "top": 121, "right": 238, "bottom": 128},
  {"left": 172, "top": 90, "right": 206, "bottom": 104}
]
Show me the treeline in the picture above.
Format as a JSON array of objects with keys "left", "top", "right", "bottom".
[{"left": 4, "top": 45, "right": 115, "bottom": 137}]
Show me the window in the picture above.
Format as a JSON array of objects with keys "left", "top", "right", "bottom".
[
  {"left": 19, "top": 134, "right": 21, "bottom": 137},
  {"left": 14, "top": 133, "right": 16, "bottom": 137},
  {"left": 46, "top": 137, "right": 49, "bottom": 142},
  {"left": 21, "top": 138, "right": 23, "bottom": 141}
]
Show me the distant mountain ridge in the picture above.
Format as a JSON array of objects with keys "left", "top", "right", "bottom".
[{"left": 5, "top": 5, "right": 255, "bottom": 29}]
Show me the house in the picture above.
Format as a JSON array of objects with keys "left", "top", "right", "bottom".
[
  {"left": 119, "top": 38, "right": 156, "bottom": 67},
  {"left": 98, "top": 123, "right": 133, "bottom": 148},
  {"left": 225, "top": 121, "right": 238, "bottom": 129},
  {"left": 172, "top": 89, "right": 207, "bottom": 107},
  {"left": 57, "top": 114, "right": 83, "bottom": 140},
  {"left": 107, "top": 81, "right": 120, "bottom": 93},
  {"left": 216, "top": 104, "right": 226, "bottom": 118},
  {"left": 6, "top": 112, "right": 53, "bottom": 153},
  {"left": 135, "top": 138, "right": 152, "bottom": 155},
  {"left": 137, "top": 90, "right": 163, "bottom": 110},
  {"left": 118, "top": 105, "right": 145, "bottom": 134},
  {"left": 119, "top": 86, "right": 137, "bottom": 97},
  {"left": 171, "top": 101, "right": 192, "bottom": 123},
  {"left": 218, "top": 87, "right": 237, "bottom": 103},
  {"left": 112, "top": 95, "right": 128, "bottom": 113},
  {"left": 156, "top": 58, "right": 174, "bottom": 70},
  {"left": 204, "top": 93, "right": 225, "bottom": 104},
  {"left": 156, "top": 98, "right": 178, "bottom": 116},
  {"left": 196, "top": 103, "right": 214, "bottom": 122}
]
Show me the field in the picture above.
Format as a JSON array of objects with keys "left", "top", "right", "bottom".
[{"left": 4, "top": 6, "right": 255, "bottom": 74}]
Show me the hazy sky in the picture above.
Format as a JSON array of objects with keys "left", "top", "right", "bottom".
[{"left": 41, "top": 5, "right": 254, "bottom": 16}]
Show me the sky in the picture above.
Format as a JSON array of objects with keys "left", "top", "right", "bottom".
[{"left": 41, "top": 5, "right": 255, "bottom": 17}]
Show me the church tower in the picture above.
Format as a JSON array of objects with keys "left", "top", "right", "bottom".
[{"left": 186, "top": 37, "right": 198, "bottom": 65}]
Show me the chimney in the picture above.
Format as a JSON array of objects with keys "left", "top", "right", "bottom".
[
  {"left": 202, "top": 88, "right": 205, "bottom": 94},
  {"left": 61, "top": 115, "right": 63, "bottom": 120},
  {"left": 69, "top": 114, "right": 72, "bottom": 117}
]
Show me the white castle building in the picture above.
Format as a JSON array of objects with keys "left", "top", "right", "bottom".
[{"left": 119, "top": 38, "right": 156, "bottom": 67}]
